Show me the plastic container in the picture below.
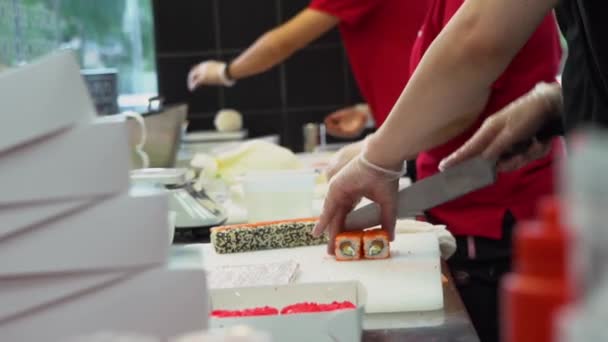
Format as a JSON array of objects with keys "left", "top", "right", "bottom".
[
  {"left": 557, "top": 130, "right": 608, "bottom": 341},
  {"left": 563, "top": 130, "right": 608, "bottom": 294},
  {"left": 501, "top": 197, "right": 573, "bottom": 342},
  {"left": 243, "top": 170, "right": 316, "bottom": 222}
]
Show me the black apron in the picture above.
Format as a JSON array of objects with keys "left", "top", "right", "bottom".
[{"left": 556, "top": 0, "right": 608, "bottom": 132}]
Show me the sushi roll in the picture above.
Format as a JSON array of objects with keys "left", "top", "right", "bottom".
[
  {"left": 334, "top": 232, "right": 363, "bottom": 261},
  {"left": 363, "top": 229, "right": 391, "bottom": 259},
  {"left": 210, "top": 218, "right": 327, "bottom": 254}
]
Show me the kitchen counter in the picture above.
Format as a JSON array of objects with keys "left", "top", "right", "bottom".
[
  {"left": 169, "top": 246, "right": 479, "bottom": 342},
  {"left": 168, "top": 140, "right": 479, "bottom": 340},
  {"left": 362, "top": 263, "right": 479, "bottom": 341}
]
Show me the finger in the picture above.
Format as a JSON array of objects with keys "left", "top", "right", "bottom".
[
  {"left": 483, "top": 128, "right": 526, "bottom": 162},
  {"left": 326, "top": 209, "right": 347, "bottom": 255},
  {"left": 313, "top": 193, "right": 338, "bottom": 237},
  {"left": 439, "top": 117, "right": 502, "bottom": 170},
  {"left": 378, "top": 194, "right": 398, "bottom": 241},
  {"left": 325, "top": 165, "right": 338, "bottom": 180}
]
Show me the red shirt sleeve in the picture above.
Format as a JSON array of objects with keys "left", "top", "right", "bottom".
[{"left": 309, "top": 0, "right": 380, "bottom": 25}]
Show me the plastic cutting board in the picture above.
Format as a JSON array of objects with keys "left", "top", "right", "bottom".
[{"left": 201, "top": 232, "right": 443, "bottom": 313}]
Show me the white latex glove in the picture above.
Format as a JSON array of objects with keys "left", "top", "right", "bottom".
[
  {"left": 439, "top": 82, "right": 562, "bottom": 172},
  {"left": 394, "top": 219, "right": 456, "bottom": 260},
  {"left": 313, "top": 153, "right": 405, "bottom": 255},
  {"left": 325, "top": 139, "right": 365, "bottom": 180},
  {"left": 187, "top": 60, "right": 235, "bottom": 90}
]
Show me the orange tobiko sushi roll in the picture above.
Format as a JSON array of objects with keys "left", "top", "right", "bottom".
[
  {"left": 335, "top": 231, "right": 363, "bottom": 261},
  {"left": 363, "top": 229, "right": 391, "bottom": 259}
]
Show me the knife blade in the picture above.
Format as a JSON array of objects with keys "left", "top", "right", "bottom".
[{"left": 343, "top": 157, "right": 496, "bottom": 231}]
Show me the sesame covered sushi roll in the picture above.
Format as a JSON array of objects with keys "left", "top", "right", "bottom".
[
  {"left": 335, "top": 232, "right": 363, "bottom": 261},
  {"left": 363, "top": 229, "right": 390, "bottom": 259},
  {"left": 210, "top": 218, "right": 327, "bottom": 254}
]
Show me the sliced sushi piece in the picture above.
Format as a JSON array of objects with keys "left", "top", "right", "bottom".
[
  {"left": 363, "top": 229, "right": 391, "bottom": 259},
  {"left": 334, "top": 231, "right": 363, "bottom": 261}
]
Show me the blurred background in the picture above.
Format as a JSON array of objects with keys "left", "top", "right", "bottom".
[{"left": 0, "top": 0, "right": 368, "bottom": 152}]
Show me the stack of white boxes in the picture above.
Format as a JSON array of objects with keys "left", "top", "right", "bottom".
[{"left": 0, "top": 51, "right": 208, "bottom": 341}]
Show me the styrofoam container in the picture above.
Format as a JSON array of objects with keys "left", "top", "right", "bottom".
[
  {"left": 0, "top": 116, "right": 131, "bottom": 205},
  {"left": 0, "top": 190, "right": 170, "bottom": 277},
  {"left": 209, "top": 281, "right": 364, "bottom": 342},
  {"left": 0, "top": 268, "right": 209, "bottom": 341},
  {"left": 0, "top": 50, "right": 96, "bottom": 154},
  {"left": 243, "top": 170, "right": 316, "bottom": 222}
]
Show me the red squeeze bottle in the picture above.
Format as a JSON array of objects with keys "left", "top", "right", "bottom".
[{"left": 501, "top": 198, "right": 574, "bottom": 342}]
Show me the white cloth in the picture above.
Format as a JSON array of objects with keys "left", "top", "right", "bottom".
[{"left": 395, "top": 219, "right": 456, "bottom": 260}]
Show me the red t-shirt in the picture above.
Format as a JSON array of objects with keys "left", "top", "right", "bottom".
[
  {"left": 411, "top": 0, "right": 564, "bottom": 239},
  {"left": 309, "top": 0, "right": 429, "bottom": 126}
]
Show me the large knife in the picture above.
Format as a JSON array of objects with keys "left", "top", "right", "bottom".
[{"left": 344, "top": 157, "right": 497, "bottom": 231}]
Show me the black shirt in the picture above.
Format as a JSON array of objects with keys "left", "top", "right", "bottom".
[{"left": 555, "top": 0, "right": 608, "bottom": 133}]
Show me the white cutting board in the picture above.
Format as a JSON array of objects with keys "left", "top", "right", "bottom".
[{"left": 201, "top": 232, "right": 443, "bottom": 313}]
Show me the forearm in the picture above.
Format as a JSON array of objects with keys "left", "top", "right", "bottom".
[
  {"left": 229, "top": 29, "right": 296, "bottom": 79},
  {"left": 229, "top": 9, "right": 338, "bottom": 80},
  {"left": 367, "top": 0, "right": 558, "bottom": 168}
]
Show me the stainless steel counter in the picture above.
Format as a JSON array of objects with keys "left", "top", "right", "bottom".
[{"left": 363, "top": 263, "right": 479, "bottom": 341}]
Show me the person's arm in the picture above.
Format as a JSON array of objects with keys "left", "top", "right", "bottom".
[
  {"left": 439, "top": 82, "right": 563, "bottom": 172},
  {"left": 229, "top": 9, "right": 338, "bottom": 79},
  {"left": 188, "top": 9, "right": 338, "bottom": 89},
  {"left": 313, "top": 0, "right": 561, "bottom": 247},
  {"left": 365, "top": 0, "right": 559, "bottom": 170}
]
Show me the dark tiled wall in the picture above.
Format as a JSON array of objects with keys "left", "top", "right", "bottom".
[{"left": 152, "top": 0, "right": 363, "bottom": 151}]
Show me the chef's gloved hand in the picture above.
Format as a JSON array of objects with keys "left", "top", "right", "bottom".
[
  {"left": 187, "top": 60, "right": 235, "bottom": 90},
  {"left": 324, "top": 104, "right": 369, "bottom": 139},
  {"left": 325, "top": 139, "right": 366, "bottom": 180},
  {"left": 439, "top": 82, "right": 562, "bottom": 172},
  {"left": 313, "top": 149, "right": 405, "bottom": 255}
]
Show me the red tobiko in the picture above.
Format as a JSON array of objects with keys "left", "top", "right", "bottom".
[
  {"left": 211, "top": 301, "right": 356, "bottom": 318},
  {"left": 211, "top": 306, "right": 279, "bottom": 318},
  {"left": 280, "top": 301, "right": 356, "bottom": 315}
]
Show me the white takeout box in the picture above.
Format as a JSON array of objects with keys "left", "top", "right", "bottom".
[
  {"left": 0, "top": 270, "right": 130, "bottom": 323},
  {"left": 0, "top": 117, "right": 131, "bottom": 205},
  {"left": 0, "top": 50, "right": 95, "bottom": 154},
  {"left": 0, "top": 197, "right": 96, "bottom": 241},
  {"left": 210, "top": 281, "right": 364, "bottom": 342},
  {"left": 0, "top": 190, "right": 170, "bottom": 277},
  {"left": 0, "top": 268, "right": 209, "bottom": 341}
]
